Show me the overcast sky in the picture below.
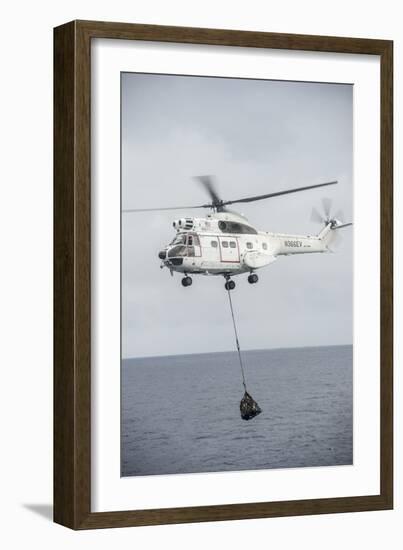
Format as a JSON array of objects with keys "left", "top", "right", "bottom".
[{"left": 121, "top": 73, "right": 353, "bottom": 359}]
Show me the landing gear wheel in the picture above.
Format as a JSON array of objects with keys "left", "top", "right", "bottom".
[
  {"left": 181, "top": 276, "right": 192, "bottom": 287},
  {"left": 248, "top": 273, "right": 259, "bottom": 284},
  {"left": 225, "top": 280, "right": 236, "bottom": 291}
]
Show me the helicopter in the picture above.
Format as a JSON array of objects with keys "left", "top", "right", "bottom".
[{"left": 124, "top": 176, "right": 352, "bottom": 290}]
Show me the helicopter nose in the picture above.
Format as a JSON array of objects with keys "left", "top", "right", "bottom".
[{"left": 158, "top": 250, "right": 167, "bottom": 260}]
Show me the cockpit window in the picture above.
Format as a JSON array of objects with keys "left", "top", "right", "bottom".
[
  {"left": 186, "top": 233, "right": 200, "bottom": 246},
  {"left": 168, "top": 233, "right": 200, "bottom": 258},
  {"left": 168, "top": 245, "right": 188, "bottom": 258},
  {"left": 170, "top": 234, "right": 186, "bottom": 245}
]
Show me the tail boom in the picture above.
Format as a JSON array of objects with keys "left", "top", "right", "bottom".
[{"left": 272, "top": 223, "right": 335, "bottom": 256}]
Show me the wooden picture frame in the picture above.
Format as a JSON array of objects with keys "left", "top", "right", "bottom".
[{"left": 54, "top": 20, "right": 393, "bottom": 529}]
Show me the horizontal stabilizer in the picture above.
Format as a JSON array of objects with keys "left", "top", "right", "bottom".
[{"left": 333, "top": 222, "right": 353, "bottom": 230}]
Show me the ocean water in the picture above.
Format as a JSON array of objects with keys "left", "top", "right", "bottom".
[{"left": 121, "top": 345, "right": 352, "bottom": 476}]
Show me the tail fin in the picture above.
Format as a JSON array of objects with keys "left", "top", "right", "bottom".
[
  {"left": 318, "top": 221, "right": 353, "bottom": 250},
  {"left": 318, "top": 223, "right": 333, "bottom": 248}
]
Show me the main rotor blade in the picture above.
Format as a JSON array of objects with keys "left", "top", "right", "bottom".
[
  {"left": 123, "top": 179, "right": 339, "bottom": 213},
  {"left": 123, "top": 204, "right": 208, "bottom": 213},
  {"left": 223, "top": 180, "right": 338, "bottom": 207},
  {"left": 194, "top": 175, "right": 222, "bottom": 206}
]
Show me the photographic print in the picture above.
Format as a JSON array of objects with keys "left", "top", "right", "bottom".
[
  {"left": 121, "top": 72, "right": 353, "bottom": 477},
  {"left": 53, "top": 21, "right": 392, "bottom": 528}
]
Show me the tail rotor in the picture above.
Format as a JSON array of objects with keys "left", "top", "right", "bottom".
[
  {"left": 311, "top": 198, "right": 351, "bottom": 227},
  {"left": 311, "top": 199, "right": 352, "bottom": 250},
  {"left": 311, "top": 198, "right": 346, "bottom": 226}
]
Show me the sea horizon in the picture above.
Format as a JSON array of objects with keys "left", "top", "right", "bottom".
[{"left": 123, "top": 342, "right": 353, "bottom": 363}]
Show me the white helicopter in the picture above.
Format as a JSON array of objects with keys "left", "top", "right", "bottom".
[{"left": 125, "top": 176, "right": 352, "bottom": 290}]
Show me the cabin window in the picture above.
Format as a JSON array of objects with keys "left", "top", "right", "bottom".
[
  {"left": 188, "top": 235, "right": 193, "bottom": 246},
  {"left": 262, "top": 242, "right": 268, "bottom": 250},
  {"left": 222, "top": 241, "right": 229, "bottom": 248},
  {"left": 211, "top": 240, "right": 218, "bottom": 248},
  {"left": 230, "top": 241, "right": 237, "bottom": 248},
  {"left": 246, "top": 242, "right": 253, "bottom": 249},
  {"left": 218, "top": 220, "right": 258, "bottom": 234}
]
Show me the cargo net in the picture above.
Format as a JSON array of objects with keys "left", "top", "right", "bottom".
[
  {"left": 240, "top": 391, "right": 262, "bottom": 421},
  {"left": 226, "top": 288, "right": 262, "bottom": 421}
]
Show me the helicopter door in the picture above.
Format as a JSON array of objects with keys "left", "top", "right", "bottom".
[{"left": 219, "top": 237, "right": 239, "bottom": 263}]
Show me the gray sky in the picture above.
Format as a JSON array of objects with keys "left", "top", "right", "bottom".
[{"left": 121, "top": 73, "right": 353, "bottom": 359}]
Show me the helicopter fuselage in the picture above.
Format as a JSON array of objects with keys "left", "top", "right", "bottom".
[{"left": 159, "top": 211, "right": 335, "bottom": 280}]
